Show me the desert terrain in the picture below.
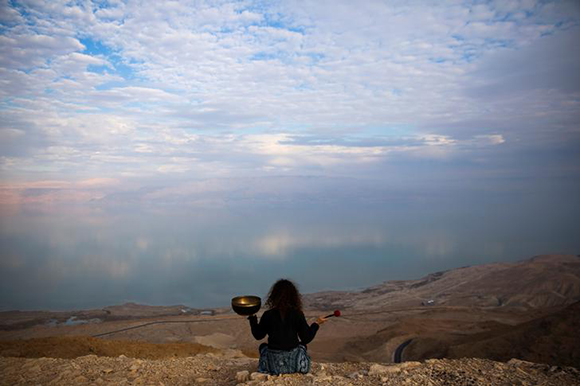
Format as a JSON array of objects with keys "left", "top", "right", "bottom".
[{"left": 1, "top": 254, "right": 579, "bottom": 384}]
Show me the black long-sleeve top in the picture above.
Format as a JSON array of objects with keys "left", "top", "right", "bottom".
[{"left": 248, "top": 308, "right": 319, "bottom": 351}]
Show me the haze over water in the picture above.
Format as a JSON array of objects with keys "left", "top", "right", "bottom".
[
  {"left": 1, "top": 1, "right": 579, "bottom": 310},
  {"left": 2, "top": 175, "right": 578, "bottom": 311}
]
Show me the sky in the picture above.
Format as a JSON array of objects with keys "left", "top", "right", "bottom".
[{"left": 1, "top": 0, "right": 579, "bottom": 311}]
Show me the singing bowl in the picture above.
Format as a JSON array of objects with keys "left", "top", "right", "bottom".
[{"left": 232, "top": 295, "right": 261, "bottom": 316}]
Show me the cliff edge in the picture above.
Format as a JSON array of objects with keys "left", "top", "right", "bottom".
[{"left": 2, "top": 353, "right": 579, "bottom": 386}]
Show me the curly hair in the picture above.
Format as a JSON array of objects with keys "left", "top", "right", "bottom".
[{"left": 265, "top": 279, "right": 303, "bottom": 317}]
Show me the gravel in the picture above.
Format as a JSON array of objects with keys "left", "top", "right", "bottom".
[{"left": 1, "top": 353, "right": 579, "bottom": 386}]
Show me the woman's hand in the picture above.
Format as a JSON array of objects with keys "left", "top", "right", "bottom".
[{"left": 316, "top": 316, "right": 328, "bottom": 325}]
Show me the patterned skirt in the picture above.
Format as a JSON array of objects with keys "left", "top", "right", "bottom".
[{"left": 257, "top": 343, "right": 311, "bottom": 375}]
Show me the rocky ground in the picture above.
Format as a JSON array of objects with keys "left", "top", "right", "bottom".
[{"left": 1, "top": 352, "right": 579, "bottom": 386}]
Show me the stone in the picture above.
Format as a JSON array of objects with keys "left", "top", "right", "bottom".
[
  {"left": 400, "top": 361, "right": 421, "bottom": 369},
  {"left": 103, "top": 368, "right": 114, "bottom": 374},
  {"left": 508, "top": 359, "right": 535, "bottom": 367},
  {"left": 236, "top": 370, "right": 250, "bottom": 383},
  {"left": 21, "top": 361, "right": 39, "bottom": 370},
  {"left": 73, "top": 375, "right": 88, "bottom": 383},
  {"left": 195, "top": 377, "right": 210, "bottom": 383},
  {"left": 347, "top": 371, "right": 363, "bottom": 379},
  {"left": 369, "top": 364, "right": 401, "bottom": 375},
  {"left": 250, "top": 372, "right": 268, "bottom": 381}
]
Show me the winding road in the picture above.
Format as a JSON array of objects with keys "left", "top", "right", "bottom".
[{"left": 394, "top": 339, "right": 413, "bottom": 363}]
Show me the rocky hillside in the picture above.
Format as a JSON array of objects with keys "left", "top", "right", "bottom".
[
  {"left": 345, "top": 301, "right": 580, "bottom": 368},
  {"left": 1, "top": 353, "right": 579, "bottom": 386},
  {"left": 304, "top": 254, "right": 580, "bottom": 310},
  {"left": 443, "top": 300, "right": 580, "bottom": 367}
]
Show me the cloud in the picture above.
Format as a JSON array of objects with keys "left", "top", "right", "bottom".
[
  {"left": 466, "top": 28, "right": 580, "bottom": 97},
  {"left": 0, "top": 0, "right": 578, "bottom": 199}
]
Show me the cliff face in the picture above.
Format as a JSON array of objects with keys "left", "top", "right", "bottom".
[{"left": 1, "top": 353, "right": 579, "bottom": 386}]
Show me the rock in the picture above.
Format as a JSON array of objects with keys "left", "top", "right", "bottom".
[
  {"left": 3, "top": 353, "right": 580, "bottom": 386},
  {"left": 221, "top": 349, "right": 246, "bottom": 359},
  {"left": 250, "top": 372, "right": 268, "bottom": 381},
  {"left": 399, "top": 361, "right": 421, "bottom": 369},
  {"left": 21, "top": 361, "right": 39, "bottom": 370},
  {"left": 508, "top": 359, "right": 535, "bottom": 367},
  {"left": 348, "top": 371, "right": 363, "bottom": 379},
  {"left": 236, "top": 370, "right": 250, "bottom": 383},
  {"left": 369, "top": 364, "right": 388, "bottom": 375},
  {"left": 369, "top": 364, "right": 401, "bottom": 375}
]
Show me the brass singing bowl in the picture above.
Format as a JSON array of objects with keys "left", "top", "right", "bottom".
[{"left": 232, "top": 295, "right": 261, "bottom": 316}]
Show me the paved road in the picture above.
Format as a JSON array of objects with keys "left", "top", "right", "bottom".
[{"left": 394, "top": 339, "right": 413, "bottom": 363}]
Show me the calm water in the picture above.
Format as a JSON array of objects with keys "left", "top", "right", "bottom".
[{"left": 1, "top": 177, "right": 578, "bottom": 311}]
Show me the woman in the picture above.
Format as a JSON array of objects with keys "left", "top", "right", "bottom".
[{"left": 247, "top": 279, "right": 327, "bottom": 375}]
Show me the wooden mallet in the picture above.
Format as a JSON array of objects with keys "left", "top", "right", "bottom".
[{"left": 324, "top": 310, "right": 341, "bottom": 318}]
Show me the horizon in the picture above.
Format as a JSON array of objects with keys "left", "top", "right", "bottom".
[
  {"left": 1, "top": 0, "right": 580, "bottom": 311},
  {"left": 5, "top": 253, "right": 578, "bottom": 313}
]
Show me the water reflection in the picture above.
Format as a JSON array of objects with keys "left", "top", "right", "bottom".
[{"left": 1, "top": 178, "right": 578, "bottom": 311}]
